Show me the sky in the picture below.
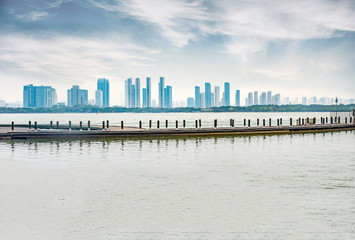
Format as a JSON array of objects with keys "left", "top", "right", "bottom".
[{"left": 0, "top": 0, "right": 355, "bottom": 106}]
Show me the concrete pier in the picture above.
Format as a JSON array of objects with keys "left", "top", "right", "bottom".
[{"left": 1, "top": 119, "right": 354, "bottom": 140}]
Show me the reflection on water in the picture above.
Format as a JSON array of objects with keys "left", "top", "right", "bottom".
[{"left": 0, "top": 131, "right": 354, "bottom": 240}]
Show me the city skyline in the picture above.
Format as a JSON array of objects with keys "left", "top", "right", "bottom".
[
  {"left": 1, "top": 1, "right": 355, "bottom": 105},
  {"left": 20, "top": 78, "right": 355, "bottom": 109}
]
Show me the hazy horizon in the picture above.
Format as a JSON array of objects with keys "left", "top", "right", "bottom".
[{"left": 1, "top": 0, "right": 355, "bottom": 105}]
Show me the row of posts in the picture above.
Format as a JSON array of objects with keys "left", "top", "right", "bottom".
[{"left": 9, "top": 116, "right": 354, "bottom": 131}]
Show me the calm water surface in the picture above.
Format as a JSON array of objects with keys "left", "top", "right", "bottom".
[{"left": 0, "top": 113, "right": 354, "bottom": 239}]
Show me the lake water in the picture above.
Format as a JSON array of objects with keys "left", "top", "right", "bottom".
[{"left": 0, "top": 113, "right": 354, "bottom": 239}]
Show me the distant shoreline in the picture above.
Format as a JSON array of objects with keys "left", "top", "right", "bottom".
[{"left": 0, "top": 104, "right": 354, "bottom": 114}]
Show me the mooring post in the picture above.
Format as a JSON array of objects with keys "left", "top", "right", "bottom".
[
  {"left": 277, "top": 119, "right": 280, "bottom": 127},
  {"left": 199, "top": 119, "right": 201, "bottom": 128},
  {"left": 183, "top": 120, "right": 186, "bottom": 128},
  {"left": 338, "top": 116, "right": 340, "bottom": 124},
  {"left": 263, "top": 119, "right": 265, "bottom": 128},
  {"left": 313, "top": 117, "right": 316, "bottom": 125},
  {"left": 350, "top": 117, "right": 353, "bottom": 124},
  {"left": 302, "top": 118, "right": 304, "bottom": 125},
  {"left": 269, "top": 118, "right": 271, "bottom": 127},
  {"left": 50, "top": 121, "right": 53, "bottom": 129},
  {"left": 290, "top": 118, "right": 292, "bottom": 126},
  {"left": 244, "top": 119, "right": 246, "bottom": 127},
  {"left": 68, "top": 121, "right": 71, "bottom": 131},
  {"left": 166, "top": 120, "right": 168, "bottom": 128},
  {"left": 214, "top": 119, "right": 217, "bottom": 129},
  {"left": 80, "top": 121, "right": 82, "bottom": 131},
  {"left": 139, "top": 121, "right": 142, "bottom": 129},
  {"left": 176, "top": 120, "right": 178, "bottom": 129},
  {"left": 106, "top": 120, "right": 109, "bottom": 129},
  {"left": 280, "top": 118, "right": 282, "bottom": 126},
  {"left": 88, "top": 120, "right": 90, "bottom": 131},
  {"left": 257, "top": 119, "right": 259, "bottom": 126},
  {"left": 195, "top": 120, "right": 198, "bottom": 129},
  {"left": 326, "top": 117, "right": 328, "bottom": 124},
  {"left": 248, "top": 119, "right": 250, "bottom": 128},
  {"left": 330, "top": 117, "right": 333, "bottom": 124},
  {"left": 157, "top": 120, "right": 160, "bottom": 130},
  {"left": 232, "top": 119, "right": 235, "bottom": 127},
  {"left": 29, "top": 121, "right": 32, "bottom": 130},
  {"left": 102, "top": 121, "right": 105, "bottom": 131},
  {"left": 149, "top": 120, "right": 152, "bottom": 129},
  {"left": 11, "top": 121, "right": 14, "bottom": 131},
  {"left": 56, "top": 121, "right": 59, "bottom": 130},
  {"left": 121, "top": 121, "right": 124, "bottom": 130},
  {"left": 298, "top": 117, "right": 301, "bottom": 126},
  {"left": 306, "top": 117, "right": 309, "bottom": 125},
  {"left": 345, "top": 117, "right": 347, "bottom": 124},
  {"left": 35, "top": 121, "right": 38, "bottom": 131}
]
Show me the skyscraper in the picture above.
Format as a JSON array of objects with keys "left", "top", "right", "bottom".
[
  {"left": 224, "top": 82, "right": 230, "bottom": 106},
  {"left": 23, "top": 84, "right": 35, "bottom": 108},
  {"left": 274, "top": 94, "right": 281, "bottom": 105},
  {"left": 201, "top": 92, "right": 205, "bottom": 108},
  {"left": 214, "top": 86, "right": 220, "bottom": 107},
  {"left": 125, "top": 78, "right": 131, "bottom": 107},
  {"left": 131, "top": 85, "right": 136, "bottom": 107},
  {"left": 211, "top": 92, "right": 215, "bottom": 107},
  {"left": 267, "top": 91, "right": 272, "bottom": 105},
  {"left": 135, "top": 78, "right": 140, "bottom": 108},
  {"left": 254, "top": 91, "right": 259, "bottom": 105},
  {"left": 164, "top": 85, "right": 172, "bottom": 108},
  {"left": 95, "top": 90, "right": 103, "bottom": 107},
  {"left": 247, "top": 92, "right": 253, "bottom": 106},
  {"left": 142, "top": 88, "right": 147, "bottom": 107},
  {"left": 146, "top": 77, "right": 151, "bottom": 107},
  {"left": 97, "top": 78, "right": 109, "bottom": 107},
  {"left": 23, "top": 84, "right": 57, "bottom": 108},
  {"left": 235, "top": 90, "right": 240, "bottom": 106},
  {"left": 158, "top": 77, "right": 164, "bottom": 108},
  {"left": 302, "top": 97, "right": 307, "bottom": 105},
  {"left": 260, "top": 92, "right": 266, "bottom": 105},
  {"left": 205, "top": 82, "right": 211, "bottom": 108},
  {"left": 194, "top": 86, "right": 201, "bottom": 108}
]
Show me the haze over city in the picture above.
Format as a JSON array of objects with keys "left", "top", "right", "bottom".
[{"left": 1, "top": 0, "right": 355, "bottom": 105}]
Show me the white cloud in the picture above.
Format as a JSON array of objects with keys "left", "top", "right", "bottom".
[
  {"left": 15, "top": 11, "right": 49, "bottom": 22},
  {"left": 90, "top": 0, "right": 355, "bottom": 55},
  {"left": 90, "top": 0, "right": 209, "bottom": 47},
  {"left": 0, "top": 34, "right": 159, "bottom": 83}
]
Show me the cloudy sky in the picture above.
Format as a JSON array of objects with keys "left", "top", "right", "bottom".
[{"left": 1, "top": 0, "right": 354, "bottom": 105}]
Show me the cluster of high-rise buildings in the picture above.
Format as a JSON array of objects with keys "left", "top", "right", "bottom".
[
  {"left": 125, "top": 77, "right": 172, "bottom": 108},
  {"left": 187, "top": 84, "right": 282, "bottom": 108},
  {"left": 23, "top": 84, "right": 57, "bottom": 108},
  {"left": 191, "top": 82, "right": 232, "bottom": 108},
  {"left": 245, "top": 91, "right": 281, "bottom": 106},
  {"left": 23, "top": 78, "right": 109, "bottom": 108}
]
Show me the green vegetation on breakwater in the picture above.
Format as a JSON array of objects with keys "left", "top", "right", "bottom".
[{"left": 0, "top": 104, "right": 354, "bottom": 113}]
